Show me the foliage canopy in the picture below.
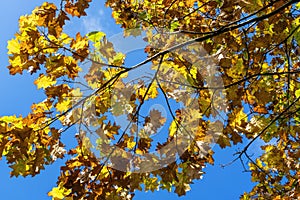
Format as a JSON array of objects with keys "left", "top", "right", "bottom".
[{"left": 1, "top": 0, "right": 300, "bottom": 199}]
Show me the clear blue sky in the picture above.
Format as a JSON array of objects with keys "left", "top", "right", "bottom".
[{"left": 0, "top": 1, "right": 259, "bottom": 199}]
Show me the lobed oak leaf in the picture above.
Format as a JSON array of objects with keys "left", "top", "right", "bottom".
[
  {"left": 55, "top": 99, "right": 71, "bottom": 113},
  {"left": 45, "top": 84, "right": 71, "bottom": 99},
  {"left": 71, "top": 33, "right": 88, "bottom": 50},
  {"left": 34, "top": 74, "right": 57, "bottom": 89},
  {"left": 10, "top": 160, "right": 30, "bottom": 177},
  {"left": 48, "top": 184, "right": 71, "bottom": 200},
  {"left": 65, "top": 0, "right": 92, "bottom": 17},
  {"left": 7, "top": 38, "right": 20, "bottom": 54},
  {"left": 253, "top": 105, "right": 268, "bottom": 114},
  {"left": 127, "top": 140, "right": 136, "bottom": 149},
  {"left": 217, "top": 134, "right": 231, "bottom": 148},
  {"left": 230, "top": 107, "right": 247, "bottom": 127},
  {"left": 230, "top": 130, "right": 243, "bottom": 145},
  {"left": 86, "top": 31, "right": 106, "bottom": 43},
  {"left": 174, "top": 182, "right": 191, "bottom": 196},
  {"left": 7, "top": 63, "right": 23, "bottom": 75},
  {"left": 65, "top": 1, "right": 81, "bottom": 17},
  {"left": 57, "top": 11, "right": 70, "bottom": 27}
]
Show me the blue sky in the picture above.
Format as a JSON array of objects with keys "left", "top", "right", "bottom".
[{"left": 0, "top": 1, "right": 259, "bottom": 199}]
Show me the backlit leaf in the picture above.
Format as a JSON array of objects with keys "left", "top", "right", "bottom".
[{"left": 34, "top": 74, "right": 56, "bottom": 89}]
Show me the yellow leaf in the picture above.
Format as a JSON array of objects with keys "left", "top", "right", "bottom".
[
  {"left": 261, "top": 62, "right": 269, "bottom": 70},
  {"left": 254, "top": 0, "right": 263, "bottom": 7},
  {"left": 7, "top": 38, "right": 20, "bottom": 54},
  {"left": 98, "top": 166, "right": 110, "bottom": 179},
  {"left": 71, "top": 88, "right": 82, "bottom": 98},
  {"left": 48, "top": 184, "right": 71, "bottom": 200},
  {"left": 1, "top": 115, "right": 18, "bottom": 124},
  {"left": 231, "top": 107, "right": 247, "bottom": 127},
  {"left": 189, "top": 66, "right": 198, "bottom": 79},
  {"left": 86, "top": 31, "right": 106, "bottom": 43},
  {"left": 116, "top": 186, "right": 123, "bottom": 193},
  {"left": 48, "top": 187, "right": 64, "bottom": 199},
  {"left": 0, "top": 115, "right": 24, "bottom": 129},
  {"left": 68, "top": 160, "right": 83, "bottom": 168},
  {"left": 138, "top": 81, "right": 159, "bottom": 100},
  {"left": 295, "top": 89, "right": 300, "bottom": 98},
  {"left": 71, "top": 33, "right": 88, "bottom": 50},
  {"left": 127, "top": 140, "right": 136, "bottom": 149},
  {"left": 34, "top": 74, "right": 57, "bottom": 89},
  {"left": 248, "top": 162, "right": 256, "bottom": 171},
  {"left": 55, "top": 99, "right": 71, "bottom": 113},
  {"left": 179, "top": 2, "right": 185, "bottom": 7},
  {"left": 256, "top": 159, "right": 263, "bottom": 168},
  {"left": 135, "top": 148, "right": 144, "bottom": 155},
  {"left": 9, "top": 56, "right": 22, "bottom": 67},
  {"left": 169, "top": 120, "right": 178, "bottom": 137},
  {"left": 109, "top": 52, "right": 125, "bottom": 66},
  {"left": 48, "top": 35, "right": 58, "bottom": 43},
  {"left": 60, "top": 33, "right": 72, "bottom": 44},
  {"left": 186, "top": 0, "right": 196, "bottom": 7}
]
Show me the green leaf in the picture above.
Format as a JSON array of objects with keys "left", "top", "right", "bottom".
[{"left": 86, "top": 31, "right": 106, "bottom": 43}]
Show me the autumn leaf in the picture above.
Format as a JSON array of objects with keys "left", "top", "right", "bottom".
[
  {"left": 55, "top": 99, "right": 71, "bottom": 113},
  {"left": 149, "top": 109, "right": 166, "bottom": 131},
  {"left": 48, "top": 184, "right": 71, "bottom": 199},
  {"left": 86, "top": 31, "right": 106, "bottom": 43},
  {"left": 2, "top": 0, "right": 300, "bottom": 199},
  {"left": 295, "top": 89, "right": 300, "bottom": 98},
  {"left": 7, "top": 38, "right": 20, "bottom": 54},
  {"left": 34, "top": 74, "right": 56, "bottom": 89},
  {"left": 71, "top": 33, "right": 88, "bottom": 50}
]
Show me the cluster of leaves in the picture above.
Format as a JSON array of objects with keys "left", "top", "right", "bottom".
[{"left": 1, "top": 0, "right": 300, "bottom": 199}]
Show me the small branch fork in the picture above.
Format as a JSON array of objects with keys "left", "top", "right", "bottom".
[{"left": 221, "top": 96, "right": 300, "bottom": 178}]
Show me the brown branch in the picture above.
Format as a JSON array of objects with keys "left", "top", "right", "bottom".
[{"left": 242, "top": 96, "right": 300, "bottom": 156}]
